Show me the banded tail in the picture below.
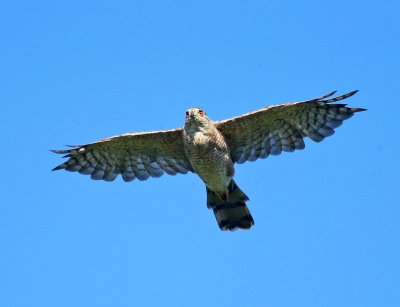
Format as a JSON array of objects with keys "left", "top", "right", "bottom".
[{"left": 207, "top": 180, "right": 254, "bottom": 231}]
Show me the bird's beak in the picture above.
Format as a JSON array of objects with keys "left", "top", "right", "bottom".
[{"left": 190, "top": 112, "right": 195, "bottom": 119}]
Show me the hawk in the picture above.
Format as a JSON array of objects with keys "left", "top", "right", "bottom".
[{"left": 52, "top": 90, "right": 366, "bottom": 231}]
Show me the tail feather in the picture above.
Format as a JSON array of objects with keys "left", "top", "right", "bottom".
[{"left": 207, "top": 180, "right": 254, "bottom": 231}]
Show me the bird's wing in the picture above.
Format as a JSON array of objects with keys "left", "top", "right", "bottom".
[
  {"left": 215, "top": 91, "right": 366, "bottom": 164},
  {"left": 52, "top": 128, "right": 193, "bottom": 182}
]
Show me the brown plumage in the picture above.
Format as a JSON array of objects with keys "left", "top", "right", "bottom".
[{"left": 52, "top": 90, "right": 366, "bottom": 231}]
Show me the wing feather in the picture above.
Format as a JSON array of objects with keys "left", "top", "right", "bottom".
[
  {"left": 216, "top": 91, "right": 365, "bottom": 164},
  {"left": 52, "top": 128, "right": 193, "bottom": 182}
]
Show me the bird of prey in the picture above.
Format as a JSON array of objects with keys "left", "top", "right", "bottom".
[{"left": 52, "top": 90, "right": 365, "bottom": 231}]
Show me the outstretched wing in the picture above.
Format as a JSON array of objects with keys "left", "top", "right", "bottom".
[
  {"left": 216, "top": 91, "right": 366, "bottom": 164},
  {"left": 52, "top": 128, "right": 193, "bottom": 182}
]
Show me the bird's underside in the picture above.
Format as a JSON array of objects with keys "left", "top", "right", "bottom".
[{"left": 52, "top": 90, "right": 366, "bottom": 231}]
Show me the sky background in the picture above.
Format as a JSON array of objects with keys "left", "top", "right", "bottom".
[{"left": 1, "top": 1, "right": 399, "bottom": 306}]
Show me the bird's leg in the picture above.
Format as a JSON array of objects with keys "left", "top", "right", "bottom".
[
  {"left": 215, "top": 189, "right": 230, "bottom": 202},
  {"left": 224, "top": 189, "right": 230, "bottom": 202},
  {"left": 215, "top": 191, "right": 223, "bottom": 201}
]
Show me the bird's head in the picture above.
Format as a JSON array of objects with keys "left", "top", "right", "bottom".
[{"left": 184, "top": 107, "right": 211, "bottom": 128}]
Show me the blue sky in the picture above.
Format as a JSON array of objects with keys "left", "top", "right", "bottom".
[{"left": 1, "top": 1, "right": 399, "bottom": 306}]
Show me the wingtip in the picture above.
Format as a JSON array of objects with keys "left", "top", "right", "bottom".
[
  {"left": 50, "top": 147, "right": 77, "bottom": 154},
  {"left": 353, "top": 107, "right": 367, "bottom": 112},
  {"left": 51, "top": 149, "right": 66, "bottom": 154},
  {"left": 321, "top": 90, "right": 360, "bottom": 103},
  {"left": 347, "top": 90, "right": 359, "bottom": 97},
  {"left": 319, "top": 91, "right": 337, "bottom": 100}
]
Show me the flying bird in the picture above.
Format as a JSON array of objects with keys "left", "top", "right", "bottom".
[{"left": 52, "top": 90, "right": 366, "bottom": 231}]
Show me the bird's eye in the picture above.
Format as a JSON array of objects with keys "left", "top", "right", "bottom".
[
  {"left": 199, "top": 110, "right": 204, "bottom": 116},
  {"left": 186, "top": 111, "right": 189, "bottom": 118}
]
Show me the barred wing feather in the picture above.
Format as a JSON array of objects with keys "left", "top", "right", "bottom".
[
  {"left": 52, "top": 128, "right": 193, "bottom": 182},
  {"left": 216, "top": 91, "right": 366, "bottom": 164}
]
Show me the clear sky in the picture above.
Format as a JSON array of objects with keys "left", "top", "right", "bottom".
[{"left": 1, "top": 1, "right": 399, "bottom": 306}]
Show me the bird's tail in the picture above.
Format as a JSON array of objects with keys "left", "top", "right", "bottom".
[{"left": 207, "top": 180, "right": 254, "bottom": 231}]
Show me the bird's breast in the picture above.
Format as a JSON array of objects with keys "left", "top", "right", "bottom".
[
  {"left": 193, "top": 131, "right": 209, "bottom": 146},
  {"left": 183, "top": 129, "right": 234, "bottom": 192}
]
